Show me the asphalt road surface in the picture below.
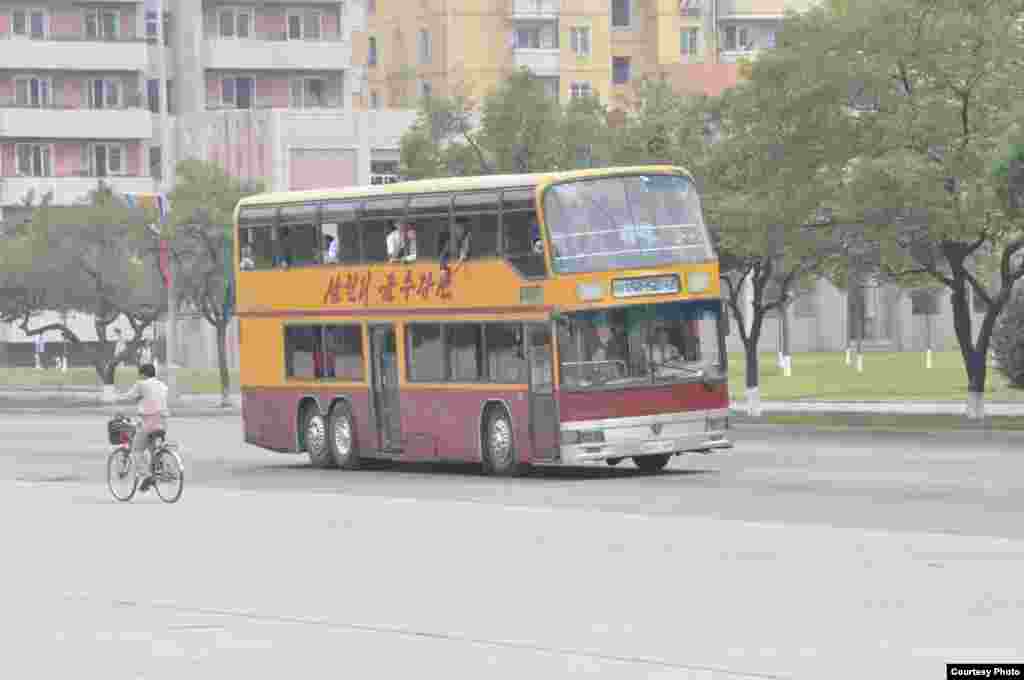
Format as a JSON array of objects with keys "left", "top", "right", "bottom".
[{"left": 3, "top": 413, "right": 1023, "bottom": 679}]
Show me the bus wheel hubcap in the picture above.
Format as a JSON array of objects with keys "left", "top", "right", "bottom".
[
  {"left": 333, "top": 417, "right": 352, "bottom": 456},
  {"left": 308, "top": 415, "right": 326, "bottom": 454},
  {"left": 490, "top": 418, "right": 511, "bottom": 464}
]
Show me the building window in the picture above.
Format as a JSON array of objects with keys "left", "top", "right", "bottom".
[
  {"left": 611, "top": 0, "right": 631, "bottom": 28},
  {"left": 723, "top": 26, "right": 736, "bottom": 51},
  {"left": 765, "top": 29, "right": 776, "bottom": 48},
  {"left": 569, "top": 81, "right": 591, "bottom": 99},
  {"left": 418, "top": 28, "right": 431, "bottom": 64},
  {"left": 150, "top": 146, "right": 162, "bottom": 180},
  {"left": 368, "top": 0, "right": 376, "bottom": 15},
  {"left": 222, "top": 76, "right": 254, "bottom": 108},
  {"left": 89, "top": 143, "right": 126, "bottom": 177},
  {"left": 370, "top": 90, "right": 380, "bottom": 108},
  {"left": 739, "top": 27, "right": 750, "bottom": 49},
  {"left": 12, "top": 9, "right": 49, "bottom": 39},
  {"left": 286, "top": 11, "right": 320, "bottom": 40},
  {"left": 218, "top": 8, "right": 251, "bottom": 38},
  {"left": 417, "top": 79, "right": 432, "bottom": 99},
  {"left": 680, "top": 27, "right": 698, "bottom": 56},
  {"left": 84, "top": 8, "right": 119, "bottom": 40},
  {"left": 569, "top": 26, "right": 590, "bottom": 57},
  {"left": 15, "top": 144, "right": 51, "bottom": 177},
  {"left": 290, "top": 77, "right": 327, "bottom": 108},
  {"left": 88, "top": 79, "right": 121, "bottom": 109},
  {"left": 612, "top": 56, "right": 630, "bottom": 84},
  {"left": 515, "top": 27, "right": 540, "bottom": 49},
  {"left": 15, "top": 77, "right": 51, "bottom": 108},
  {"left": 368, "top": 36, "right": 378, "bottom": 66}
]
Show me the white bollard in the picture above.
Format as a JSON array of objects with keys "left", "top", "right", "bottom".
[
  {"left": 926, "top": 349, "right": 933, "bottom": 370},
  {"left": 845, "top": 348, "right": 852, "bottom": 366},
  {"left": 777, "top": 351, "right": 785, "bottom": 369},
  {"left": 746, "top": 386, "right": 762, "bottom": 417},
  {"left": 783, "top": 355, "right": 792, "bottom": 377},
  {"left": 856, "top": 353, "right": 864, "bottom": 373}
]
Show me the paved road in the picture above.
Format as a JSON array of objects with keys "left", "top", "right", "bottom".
[{"left": 3, "top": 414, "right": 1023, "bottom": 679}]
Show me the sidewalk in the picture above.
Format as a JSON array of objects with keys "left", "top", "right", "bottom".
[{"left": 0, "top": 385, "right": 1020, "bottom": 419}]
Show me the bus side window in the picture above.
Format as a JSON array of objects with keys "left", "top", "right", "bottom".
[
  {"left": 362, "top": 198, "right": 407, "bottom": 263},
  {"left": 408, "top": 194, "right": 450, "bottom": 261},
  {"left": 503, "top": 211, "right": 547, "bottom": 278},
  {"left": 453, "top": 192, "right": 500, "bottom": 258},
  {"left": 322, "top": 200, "right": 361, "bottom": 264},
  {"left": 485, "top": 322, "right": 526, "bottom": 383},
  {"left": 279, "top": 203, "right": 320, "bottom": 268},
  {"left": 238, "top": 206, "right": 277, "bottom": 270}
]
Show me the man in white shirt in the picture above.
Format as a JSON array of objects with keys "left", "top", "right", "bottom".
[
  {"left": 386, "top": 221, "right": 405, "bottom": 261},
  {"left": 116, "top": 363, "right": 170, "bottom": 493}
]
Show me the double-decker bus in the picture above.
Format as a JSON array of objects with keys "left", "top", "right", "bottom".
[{"left": 234, "top": 165, "right": 732, "bottom": 475}]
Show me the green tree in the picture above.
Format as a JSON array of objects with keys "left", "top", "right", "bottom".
[
  {"left": 826, "top": 0, "right": 1024, "bottom": 418},
  {"left": 399, "top": 86, "right": 492, "bottom": 180},
  {"left": 478, "top": 69, "right": 562, "bottom": 173},
  {"left": 700, "top": 22, "right": 857, "bottom": 414},
  {"left": 167, "top": 160, "right": 265, "bottom": 406},
  {"left": 0, "top": 184, "right": 165, "bottom": 389}
]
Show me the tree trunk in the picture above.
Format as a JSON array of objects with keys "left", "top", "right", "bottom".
[
  {"left": 743, "top": 317, "right": 763, "bottom": 417},
  {"left": 99, "top": 361, "right": 117, "bottom": 403},
  {"left": 948, "top": 274, "right": 984, "bottom": 419},
  {"left": 216, "top": 321, "right": 231, "bottom": 407}
]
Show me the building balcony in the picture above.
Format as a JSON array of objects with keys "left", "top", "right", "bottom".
[
  {"left": 510, "top": 0, "right": 560, "bottom": 20},
  {"left": 0, "top": 107, "right": 152, "bottom": 140},
  {"left": 513, "top": 48, "right": 560, "bottom": 77},
  {"left": 718, "top": 47, "right": 764, "bottom": 63},
  {"left": 0, "top": 36, "right": 148, "bottom": 72},
  {"left": 0, "top": 176, "right": 155, "bottom": 206},
  {"left": 203, "top": 37, "right": 352, "bottom": 71}
]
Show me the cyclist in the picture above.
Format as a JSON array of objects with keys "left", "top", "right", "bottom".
[{"left": 115, "top": 363, "right": 170, "bottom": 493}]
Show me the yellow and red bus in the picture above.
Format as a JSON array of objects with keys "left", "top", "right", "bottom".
[{"left": 234, "top": 165, "right": 732, "bottom": 475}]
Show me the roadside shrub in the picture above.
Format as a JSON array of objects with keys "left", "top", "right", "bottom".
[{"left": 992, "top": 291, "right": 1024, "bottom": 388}]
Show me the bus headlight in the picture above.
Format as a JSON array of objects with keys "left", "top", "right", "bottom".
[
  {"left": 576, "top": 282, "right": 604, "bottom": 301},
  {"left": 687, "top": 271, "right": 711, "bottom": 293},
  {"left": 705, "top": 416, "right": 729, "bottom": 432}
]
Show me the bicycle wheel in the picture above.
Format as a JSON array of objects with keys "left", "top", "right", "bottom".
[
  {"left": 107, "top": 447, "right": 137, "bottom": 502},
  {"left": 152, "top": 448, "right": 184, "bottom": 504}
]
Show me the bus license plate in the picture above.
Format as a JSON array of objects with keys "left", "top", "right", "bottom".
[{"left": 644, "top": 440, "right": 674, "bottom": 454}]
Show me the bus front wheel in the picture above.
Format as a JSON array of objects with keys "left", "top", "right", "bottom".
[
  {"left": 633, "top": 454, "right": 671, "bottom": 473},
  {"left": 303, "top": 405, "right": 333, "bottom": 468},
  {"left": 482, "top": 406, "right": 521, "bottom": 477}
]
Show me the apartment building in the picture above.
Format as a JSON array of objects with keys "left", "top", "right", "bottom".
[
  {"left": 359, "top": 0, "right": 815, "bottom": 110},
  {"left": 0, "top": 0, "right": 414, "bottom": 226},
  {"left": 0, "top": 0, "right": 415, "bottom": 367}
]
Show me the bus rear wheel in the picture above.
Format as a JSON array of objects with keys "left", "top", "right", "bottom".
[
  {"left": 482, "top": 406, "right": 522, "bottom": 477},
  {"left": 303, "top": 405, "right": 333, "bottom": 468},
  {"left": 633, "top": 454, "right": 671, "bottom": 473},
  {"left": 328, "top": 402, "right": 360, "bottom": 470}
]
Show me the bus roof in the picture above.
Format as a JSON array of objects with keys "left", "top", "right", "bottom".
[{"left": 236, "top": 165, "right": 692, "bottom": 210}]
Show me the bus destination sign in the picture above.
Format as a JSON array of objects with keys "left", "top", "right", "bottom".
[
  {"left": 611, "top": 274, "right": 680, "bottom": 299},
  {"left": 323, "top": 268, "right": 456, "bottom": 306}
]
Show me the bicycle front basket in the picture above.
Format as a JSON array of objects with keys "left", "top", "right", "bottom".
[{"left": 107, "top": 416, "right": 135, "bottom": 445}]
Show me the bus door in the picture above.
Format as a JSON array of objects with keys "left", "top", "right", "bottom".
[
  {"left": 526, "top": 322, "right": 559, "bottom": 461},
  {"left": 369, "top": 324, "right": 402, "bottom": 451}
]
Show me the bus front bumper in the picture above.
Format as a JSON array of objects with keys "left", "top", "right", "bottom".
[{"left": 555, "top": 410, "right": 733, "bottom": 465}]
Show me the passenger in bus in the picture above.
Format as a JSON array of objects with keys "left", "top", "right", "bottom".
[
  {"left": 239, "top": 246, "right": 255, "bottom": 271},
  {"left": 401, "top": 222, "right": 418, "bottom": 262},
  {"left": 323, "top": 235, "right": 338, "bottom": 264},
  {"left": 273, "top": 227, "right": 292, "bottom": 268},
  {"left": 588, "top": 314, "right": 627, "bottom": 381},
  {"left": 386, "top": 221, "right": 417, "bottom": 262},
  {"left": 649, "top": 327, "right": 681, "bottom": 365},
  {"left": 440, "top": 217, "right": 471, "bottom": 270}
]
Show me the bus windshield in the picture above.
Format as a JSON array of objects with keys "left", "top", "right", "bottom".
[
  {"left": 543, "top": 174, "right": 714, "bottom": 274},
  {"left": 556, "top": 300, "right": 723, "bottom": 390}
]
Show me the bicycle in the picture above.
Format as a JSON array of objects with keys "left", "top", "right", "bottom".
[{"left": 106, "top": 414, "right": 185, "bottom": 504}]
